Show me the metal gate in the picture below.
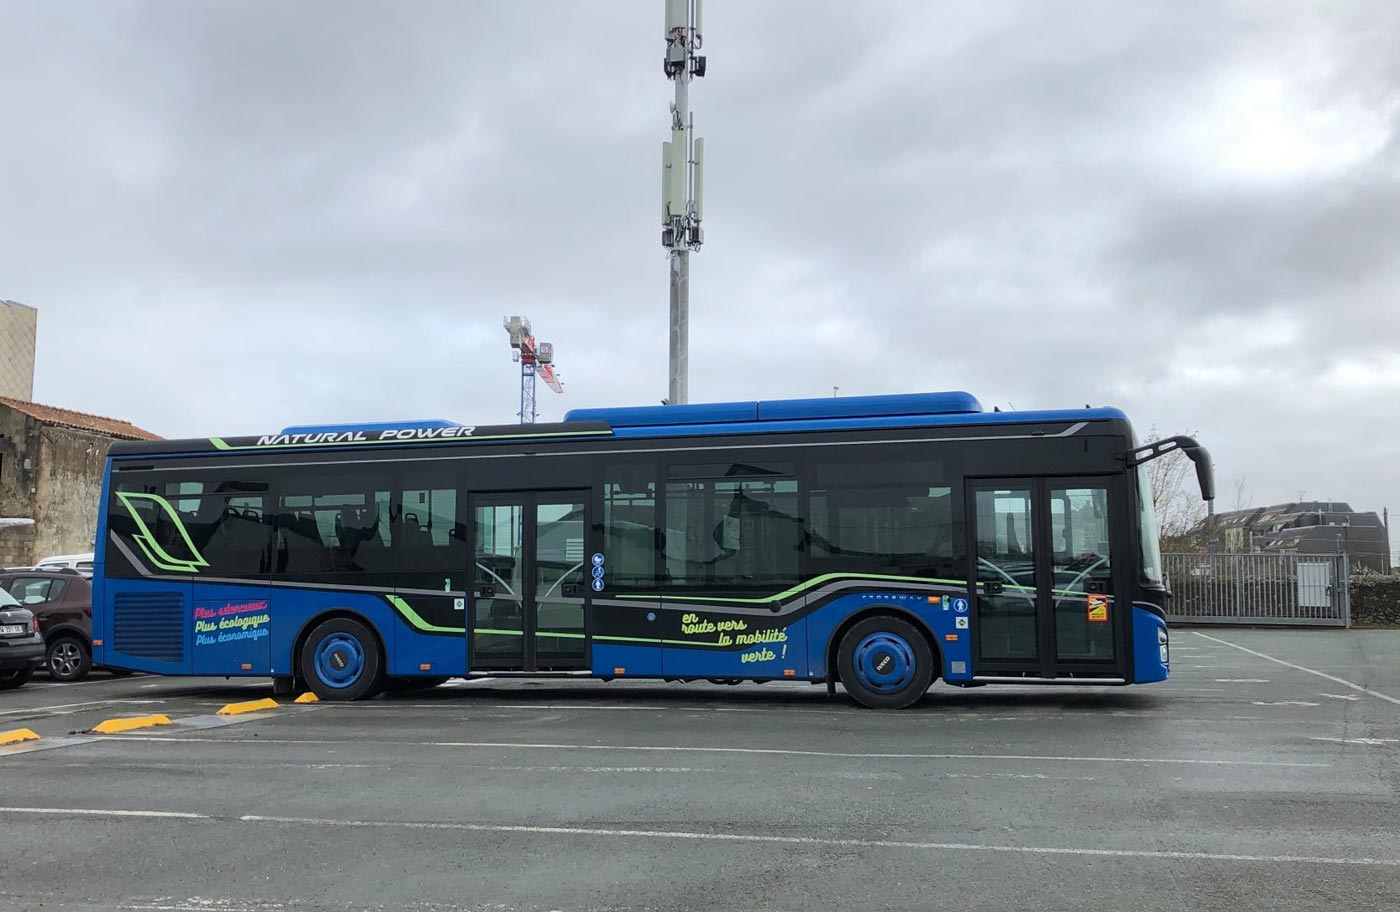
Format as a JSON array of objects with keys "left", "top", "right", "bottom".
[{"left": 1162, "top": 552, "right": 1350, "bottom": 626}]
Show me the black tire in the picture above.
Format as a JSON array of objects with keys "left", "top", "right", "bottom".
[
  {"left": 836, "top": 615, "right": 935, "bottom": 709},
  {"left": 298, "top": 617, "right": 384, "bottom": 701},
  {"left": 103, "top": 668, "right": 135, "bottom": 677},
  {"left": 46, "top": 635, "right": 92, "bottom": 682},
  {"left": 0, "top": 667, "right": 33, "bottom": 690},
  {"left": 383, "top": 676, "right": 449, "bottom": 692}
]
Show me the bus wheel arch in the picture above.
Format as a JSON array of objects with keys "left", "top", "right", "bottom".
[
  {"left": 293, "top": 610, "right": 387, "bottom": 701},
  {"left": 827, "top": 606, "right": 940, "bottom": 709}
]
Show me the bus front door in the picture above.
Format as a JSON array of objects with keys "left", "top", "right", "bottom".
[
  {"left": 469, "top": 491, "right": 589, "bottom": 672},
  {"left": 967, "top": 478, "right": 1127, "bottom": 682}
]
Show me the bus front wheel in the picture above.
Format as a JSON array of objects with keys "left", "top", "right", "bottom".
[
  {"left": 299, "top": 617, "right": 383, "bottom": 701},
  {"left": 836, "top": 615, "right": 934, "bottom": 709}
]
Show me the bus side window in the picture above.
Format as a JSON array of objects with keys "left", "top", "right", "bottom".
[
  {"left": 397, "top": 473, "right": 465, "bottom": 592},
  {"left": 603, "top": 463, "right": 658, "bottom": 591},
  {"left": 662, "top": 462, "right": 800, "bottom": 592},
  {"left": 807, "top": 451, "right": 956, "bottom": 581}
]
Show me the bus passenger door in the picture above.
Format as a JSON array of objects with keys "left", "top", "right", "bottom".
[
  {"left": 969, "top": 483, "right": 1041, "bottom": 673},
  {"left": 469, "top": 491, "right": 590, "bottom": 673},
  {"left": 531, "top": 493, "right": 589, "bottom": 671},
  {"left": 470, "top": 495, "right": 528, "bottom": 670},
  {"left": 967, "top": 478, "right": 1126, "bottom": 681}
]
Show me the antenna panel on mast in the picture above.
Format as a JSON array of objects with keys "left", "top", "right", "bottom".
[
  {"left": 692, "top": 137, "right": 704, "bottom": 221},
  {"left": 663, "top": 135, "right": 687, "bottom": 218},
  {"left": 665, "top": 0, "right": 687, "bottom": 34}
]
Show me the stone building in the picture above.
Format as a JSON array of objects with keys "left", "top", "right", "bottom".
[{"left": 0, "top": 397, "right": 160, "bottom": 567}]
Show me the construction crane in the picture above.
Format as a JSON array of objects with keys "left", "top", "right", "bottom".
[{"left": 503, "top": 315, "right": 563, "bottom": 424}]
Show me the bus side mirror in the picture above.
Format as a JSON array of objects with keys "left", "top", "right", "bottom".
[{"left": 1122, "top": 435, "right": 1215, "bottom": 503}]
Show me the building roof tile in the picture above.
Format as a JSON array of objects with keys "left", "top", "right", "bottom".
[{"left": 0, "top": 396, "right": 161, "bottom": 441}]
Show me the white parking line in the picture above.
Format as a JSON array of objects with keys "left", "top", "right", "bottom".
[
  {"left": 1193, "top": 632, "right": 1400, "bottom": 706},
  {"left": 0, "top": 699, "right": 162, "bottom": 718},
  {"left": 233, "top": 813, "right": 1398, "bottom": 867},
  {"left": 0, "top": 806, "right": 208, "bottom": 819},
  {"left": 1, "top": 805, "right": 1390, "bottom": 866},
  {"left": 21, "top": 676, "right": 140, "bottom": 689},
  {"left": 99, "top": 735, "right": 1327, "bottom": 767}
]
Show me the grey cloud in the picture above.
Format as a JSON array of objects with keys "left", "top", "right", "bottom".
[{"left": 1, "top": 0, "right": 1397, "bottom": 552}]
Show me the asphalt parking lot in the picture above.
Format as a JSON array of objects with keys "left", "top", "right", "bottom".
[{"left": 1, "top": 628, "right": 1397, "bottom": 912}]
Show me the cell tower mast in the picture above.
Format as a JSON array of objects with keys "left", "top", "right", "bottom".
[
  {"left": 503, "top": 315, "right": 563, "bottom": 424},
  {"left": 662, "top": 0, "right": 705, "bottom": 405}
]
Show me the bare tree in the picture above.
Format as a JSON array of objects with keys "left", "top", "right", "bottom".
[
  {"left": 1231, "top": 473, "right": 1252, "bottom": 512},
  {"left": 1144, "top": 426, "right": 1208, "bottom": 550}
]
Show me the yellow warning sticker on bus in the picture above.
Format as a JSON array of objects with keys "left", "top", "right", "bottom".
[{"left": 1087, "top": 593, "right": 1109, "bottom": 623}]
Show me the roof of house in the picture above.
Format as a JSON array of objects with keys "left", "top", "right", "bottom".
[{"left": 0, "top": 396, "right": 160, "bottom": 441}]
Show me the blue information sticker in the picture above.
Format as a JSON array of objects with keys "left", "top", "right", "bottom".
[
  {"left": 591, "top": 565, "right": 605, "bottom": 580},
  {"left": 591, "top": 552, "right": 605, "bottom": 567},
  {"left": 590, "top": 578, "right": 605, "bottom": 592},
  {"left": 952, "top": 597, "right": 969, "bottom": 613}
]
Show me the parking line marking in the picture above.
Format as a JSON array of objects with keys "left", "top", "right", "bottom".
[
  {"left": 235, "top": 813, "right": 1397, "bottom": 867},
  {"left": 0, "top": 699, "right": 163, "bottom": 718},
  {"left": 0, "top": 806, "right": 209, "bottom": 819},
  {"left": 1193, "top": 632, "right": 1400, "bottom": 706},
  {"left": 423, "top": 741, "right": 1328, "bottom": 767},
  {"left": 7, "top": 805, "right": 1387, "bottom": 866},
  {"left": 98, "top": 735, "right": 1327, "bottom": 767}
]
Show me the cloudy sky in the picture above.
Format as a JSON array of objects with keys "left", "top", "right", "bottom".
[{"left": 1, "top": 1, "right": 1397, "bottom": 545}]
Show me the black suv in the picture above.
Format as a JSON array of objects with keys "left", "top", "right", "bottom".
[
  {"left": 0, "top": 588, "right": 43, "bottom": 689},
  {"left": 0, "top": 569, "right": 96, "bottom": 682}
]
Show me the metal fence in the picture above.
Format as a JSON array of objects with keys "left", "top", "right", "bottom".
[{"left": 1162, "top": 552, "right": 1350, "bottom": 627}]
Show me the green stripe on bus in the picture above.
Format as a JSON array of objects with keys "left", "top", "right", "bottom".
[
  {"left": 614, "top": 572, "right": 968, "bottom": 605},
  {"left": 385, "top": 595, "right": 465, "bottom": 634}
]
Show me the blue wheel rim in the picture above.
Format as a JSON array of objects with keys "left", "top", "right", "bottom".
[
  {"left": 313, "top": 632, "right": 366, "bottom": 689},
  {"left": 853, "top": 631, "right": 917, "bottom": 694}
]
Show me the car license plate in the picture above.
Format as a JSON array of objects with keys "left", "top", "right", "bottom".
[{"left": 0, "top": 624, "right": 24, "bottom": 636}]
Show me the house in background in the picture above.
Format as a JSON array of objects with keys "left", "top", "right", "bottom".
[
  {"left": 0, "top": 397, "right": 160, "bottom": 567},
  {"left": 1193, "top": 502, "right": 1392, "bottom": 574}
]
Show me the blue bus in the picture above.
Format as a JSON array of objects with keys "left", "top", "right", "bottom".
[{"left": 91, "top": 391, "right": 1212, "bottom": 709}]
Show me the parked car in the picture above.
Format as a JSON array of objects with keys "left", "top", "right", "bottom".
[
  {"left": 0, "top": 589, "right": 43, "bottom": 690},
  {"left": 0, "top": 569, "right": 97, "bottom": 681},
  {"left": 33, "top": 552, "right": 94, "bottom": 578}
]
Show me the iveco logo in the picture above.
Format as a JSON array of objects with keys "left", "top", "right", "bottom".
[{"left": 876, "top": 655, "right": 892, "bottom": 673}]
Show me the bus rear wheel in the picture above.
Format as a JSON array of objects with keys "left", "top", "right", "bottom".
[
  {"left": 299, "top": 617, "right": 383, "bottom": 701},
  {"left": 836, "top": 615, "right": 934, "bottom": 709}
]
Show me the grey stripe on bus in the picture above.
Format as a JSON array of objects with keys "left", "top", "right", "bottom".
[{"left": 128, "top": 422, "right": 1090, "bottom": 473}]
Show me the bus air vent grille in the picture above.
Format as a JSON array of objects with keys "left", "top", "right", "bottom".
[{"left": 113, "top": 592, "right": 185, "bottom": 663}]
